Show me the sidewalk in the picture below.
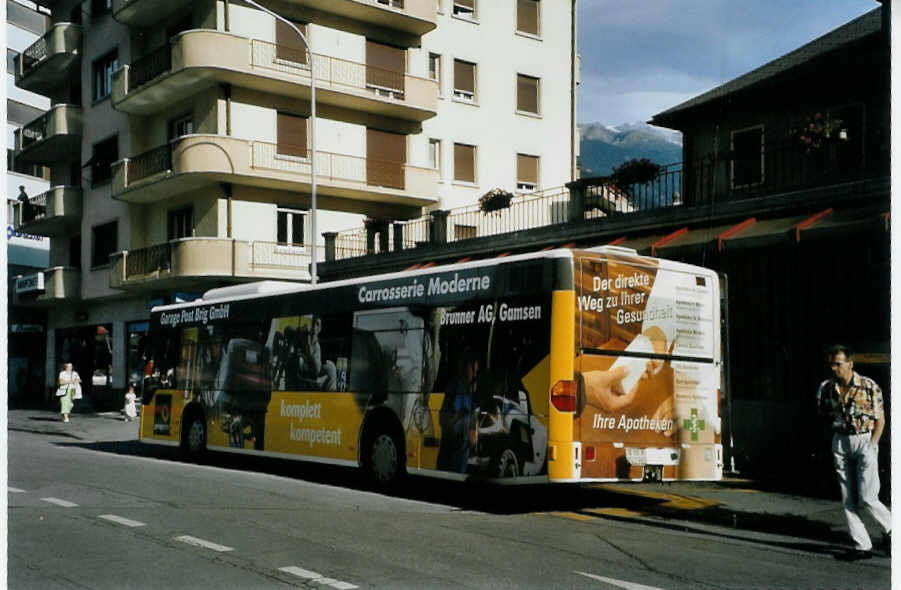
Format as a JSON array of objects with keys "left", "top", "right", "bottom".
[{"left": 7, "top": 409, "right": 886, "bottom": 556}]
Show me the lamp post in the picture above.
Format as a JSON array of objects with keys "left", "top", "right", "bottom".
[{"left": 242, "top": 0, "right": 318, "bottom": 284}]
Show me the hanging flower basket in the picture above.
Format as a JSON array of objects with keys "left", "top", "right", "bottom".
[
  {"left": 479, "top": 188, "right": 513, "bottom": 214},
  {"left": 789, "top": 112, "right": 845, "bottom": 153},
  {"left": 612, "top": 158, "right": 661, "bottom": 192},
  {"left": 363, "top": 216, "right": 391, "bottom": 230}
]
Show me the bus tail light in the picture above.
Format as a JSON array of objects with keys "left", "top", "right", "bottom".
[
  {"left": 584, "top": 445, "right": 595, "bottom": 462},
  {"left": 550, "top": 380, "right": 577, "bottom": 412}
]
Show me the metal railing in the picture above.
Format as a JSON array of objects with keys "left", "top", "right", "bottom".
[
  {"left": 129, "top": 43, "right": 172, "bottom": 89},
  {"left": 126, "top": 143, "right": 172, "bottom": 185},
  {"left": 125, "top": 243, "right": 171, "bottom": 277},
  {"left": 444, "top": 186, "right": 571, "bottom": 243},
  {"left": 21, "top": 35, "right": 49, "bottom": 75},
  {"left": 20, "top": 113, "right": 48, "bottom": 149},
  {"left": 20, "top": 191, "right": 50, "bottom": 224},
  {"left": 250, "top": 241, "right": 313, "bottom": 272},
  {"left": 251, "top": 142, "right": 407, "bottom": 190},
  {"left": 251, "top": 40, "right": 405, "bottom": 97}
]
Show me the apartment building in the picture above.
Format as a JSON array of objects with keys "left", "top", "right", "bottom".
[
  {"left": 11, "top": 0, "right": 578, "bottom": 407},
  {"left": 8, "top": 0, "right": 52, "bottom": 406}
]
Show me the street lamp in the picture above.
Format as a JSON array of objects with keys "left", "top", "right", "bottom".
[{"left": 242, "top": 0, "right": 318, "bottom": 284}]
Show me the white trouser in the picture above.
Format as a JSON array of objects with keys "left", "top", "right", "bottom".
[{"left": 832, "top": 432, "right": 892, "bottom": 550}]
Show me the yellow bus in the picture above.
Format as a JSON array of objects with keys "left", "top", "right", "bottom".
[{"left": 139, "top": 246, "right": 723, "bottom": 485}]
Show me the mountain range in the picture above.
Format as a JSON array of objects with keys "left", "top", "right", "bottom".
[{"left": 578, "top": 122, "right": 683, "bottom": 178}]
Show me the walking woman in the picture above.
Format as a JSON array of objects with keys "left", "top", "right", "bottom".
[{"left": 56, "top": 363, "right": 82, "bottom": 422}]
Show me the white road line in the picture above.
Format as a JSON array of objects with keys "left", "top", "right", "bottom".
[
  {"left": 98, "top": 514, "right": 146, "bottom": 527},
  {"left": 575, "top": 571, "right": 667, "bottom": 590},
  {"left": 278, "top": 567, "right": 358, "bottom": 589},
  {"left": 41, "top": 497, "right": 78, "bottom": 508},
  {"left": 174, "top": 535, "right": 234, "bottom": 552},
  {"left": 8, "top": 487, "right": 26, "bottom": 493}
]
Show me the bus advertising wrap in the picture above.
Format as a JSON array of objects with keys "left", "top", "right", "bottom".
[{"left": 575, "top": 254, "right": 721, "bottom": 480}]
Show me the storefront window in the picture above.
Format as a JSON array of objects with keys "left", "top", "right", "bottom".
[{"left": 127, "top": 321, "right": 150, "bottom": 389}]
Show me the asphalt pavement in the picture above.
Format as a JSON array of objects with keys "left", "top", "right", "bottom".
[{"left": 7, "top": 408, "right": 890, "bottom": 561}]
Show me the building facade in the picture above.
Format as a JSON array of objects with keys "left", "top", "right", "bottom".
[
  {"left": 8, "top": 0, "right": 52, "bottom": 407},
  {"left": 11, "top": 0, "right": 578, "bottom": 408}
]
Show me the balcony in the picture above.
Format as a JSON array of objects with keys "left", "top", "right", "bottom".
[
  {"left": 14, "top": 105, "right": 83, "bottom": 164},
  {"left": 13, "top": 267, "right": 81, "bottom": 307},
  {"left": 111, "top": 134, "right": 438, "bottom": 213},
  {"left": 109, "top": 238, "right": 315, "bottom": 291},
  {"left": 111, "top": 30, "right": 437, "bottom": 122},
  {"left": 13, "top": 186, "right": 82, "bottom": 236},
  {"left": 14, "top": 23, "right": 82, "bottom": 95},
  {"left": 113, "top": 0, "right": 436, "bottom": 36}
]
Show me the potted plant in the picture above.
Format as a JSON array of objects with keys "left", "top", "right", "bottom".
[
  {"left": 790, "top": 112, "right": 845, "bottom": 153},
  {"left": 612, "top": 158, "right": 661, "bottom": 192},
  {"left": 479, "top": 188, "right": 513, "bottom": 214}
]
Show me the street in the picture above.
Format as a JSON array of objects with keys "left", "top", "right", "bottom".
[{"left": 8, "top": 416, "right": 892, "bottom": 590}]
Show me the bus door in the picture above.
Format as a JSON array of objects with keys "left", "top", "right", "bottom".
[{"left": 575, "top": 253, "right": 723, "bottom": 481}]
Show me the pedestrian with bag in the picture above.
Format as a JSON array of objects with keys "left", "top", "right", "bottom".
[
  {"left": 816, "top": 345, "right": 891, "bottom": 560},
  {"left": 56, "top": 362, "right": 82, "bottom": 423}
]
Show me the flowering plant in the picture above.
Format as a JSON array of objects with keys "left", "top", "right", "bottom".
[
  {"left": 479, "top": 188, "right": 513, "bottom": 214},
  {"left": 791, "top": 112, "right": 845, "bottom": 152},
  {"left": 612, "top": 158, "right": 661, "bottom": 193}
]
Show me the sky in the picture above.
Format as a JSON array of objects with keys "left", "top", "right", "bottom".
[{"left": 577, "top": 0, "right": 880, "bottom": 126}]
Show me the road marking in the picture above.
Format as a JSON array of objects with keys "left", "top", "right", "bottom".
[
  {"left": 174, "top": 535, "right": 234, "bottom": 552},
  {"left": 575, "top": 571, "right": 667, "bottom": 590},
  {"left": 41, "top": 497, "right": 78, "bottom": 508},
  {"left": 98, "top": 514, "right": 146, "bottom": 527},
  {"left": 8, "top": 487, "right": 26, "bottom": 493},
  {"left": 279, "top": 567, "right": 358, "bottom": 589}
]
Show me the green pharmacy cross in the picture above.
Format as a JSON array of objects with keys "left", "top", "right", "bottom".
[{"left": 683, "top": 408, "right": 706, "bottom": 441}]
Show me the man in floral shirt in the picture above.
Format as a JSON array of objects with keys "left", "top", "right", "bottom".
[{"left": 816, "top": 345, "right": 891, "bottom": 560}]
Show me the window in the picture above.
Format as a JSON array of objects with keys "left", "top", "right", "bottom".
[
  {"left": 7, "top": 149, "right": 49, "bottom": 179},
  {"left": 516, "top": 0, "right": 540, "bottom": 36},
  {"left": 277, "top": 207, "right": 305, "bottom": 246},
  {"left": 376, "top": 0, "right": 403, "bottom": 7},
  {"left": 453, "top": 143, "right": 476, "bottom": 183},
  {"left": 91, "top": 221, "right": 118, "bottom": 268},
  {"left": 516, "top": 74, "right": 539, "bottom": 114},
  {"left": 453, "top": 59, "right": 476, "bottom": 102},
  {"left": 367, "top": 128, "right": 406, "bottom": 189},
  {"left": 275, "top": 19, "right": 308, "bottom": 64},
  {"left": 452, "top": 0, "right": 475, "bottom": 19},
  {"left": 366, "top": 40, "right": 406, "bottom": 96},
  {"left": 731, "top": 126, "right": 764, "bottom": 187},
  {"left": 69, "top": 236, "right": 82, "bottom": 268},
  {"left": 169, "top": 114, "right": 194, "bottom": 140},
  {"left": 429, "top": 138, "right": 441, "bottom": 171},
  {"left": 277, "top": 112, "right": 308, "bottom": 159},
  {"left": 92, "top": 49, "right": 118, "bottom": 101},
  {"left": 517, "top": 153, "right": 539, "bottom": 192},
  {"left": 91, "top": 135, "right": 118, "bottom": 186},
  {"left": 167, "top": 206, "right": 193, "bottom": 240},
  {"left": 7, "top": 49, "right": 18, "bottom": 74},
  {"left": 428, "top": 52, "right": 441, "bottom": 88}
]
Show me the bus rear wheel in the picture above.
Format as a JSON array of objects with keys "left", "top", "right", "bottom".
[
  {"left": 181, "top": 415, "right": 206, "bottom": 459},
  {"left": 365, "top": 431, "right": 404, "bottom": 489}
]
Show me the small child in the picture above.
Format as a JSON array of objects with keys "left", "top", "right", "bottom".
[{"left": 124, "top": 383, "right": 138, "bottom": 422}]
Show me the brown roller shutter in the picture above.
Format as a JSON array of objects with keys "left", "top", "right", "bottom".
[
  {"left": 454, "top": 143, "right": 475, "bottom": 183},
  {"left": 517, "top": 0, "right": 539, "bottom": 35},
  {"left": 366, "top": 40, "right": 405, "bottom": 93},
  {"left": 453, "top": 59, "right": 475, "bottom": 95},
  {"left": 276, "top": 20, "right": 308, "bottom": 64},
  {"left": 517, "top": 154, "right": 538, "bottom": 185},
  {"left": 277, "top": 112, "right": 307, "bottom": 158},
  {"left": 367, "top": 128, "right": 406, "bottom": 190},
  {"left": 517, "top": 74, "right": 539, "bottom": 113}
]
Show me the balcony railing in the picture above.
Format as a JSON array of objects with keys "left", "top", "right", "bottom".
[
  {"left": 130, "top": 43, "right": 171, "bottom": 89},
  {"left": 125, "top": 242, "right": 171, "bottom": 276},
  {"left": 250, "top": 40, "right": 405, "bottom": 97},
  {"left": 329, "top": 138, "right": 884, "bottom": 262},
  {"left": 21, "top": 36, "right": 49, "bottom": 76},
  {"left": 127, "top": 143, "right": 172, "bottom": 185},
  {"left": 19, "top": 192, "right": 49, "bottom": 224},
  {"left": 20, "top": 113, "right": 48, "bottom": 149}
]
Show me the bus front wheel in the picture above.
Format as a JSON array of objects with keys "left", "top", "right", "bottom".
[
  {"left": 365, "top": 430, "right": 404, "bottom": 489},
  {"left": 181, "top": 414, "right": 207, "bottom": 459}
]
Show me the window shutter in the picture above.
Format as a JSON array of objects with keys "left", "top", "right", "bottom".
[
  {"left": 366, "top": 40, "right": 405, "bottom": 92},
  {"left": 517, "top": 154, "right": 538, "bottom": 185},
  {"left": 454, "top": 143, "right": 475, "bottom": 183},
  {"left": 517, "top": 0, "right": 539, "bottom": 35},
  {"left": 276, "top": 20, "right": 308, "bottom": 64},
  {"left": 367, "top": 128, "right": 406, "bottom": 190},
  {"left": 517, "top": 74, "right": 538, "bottom": 113},
  {"left": 277, "top": 113, "right": 308, "bottom": 158},
  {"left": 454, "top": 59, "right": 475, "bottom": 94}
]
